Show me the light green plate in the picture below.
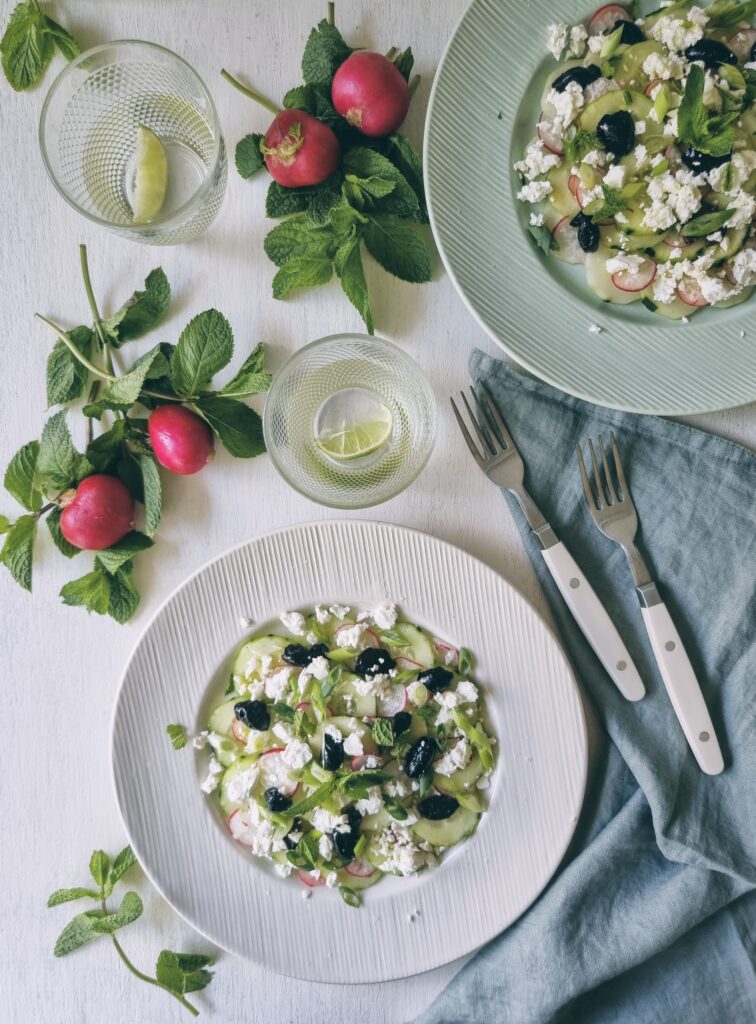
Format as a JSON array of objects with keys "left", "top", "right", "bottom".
[{"left": 424, "top": 0, "right": 756, "bottom": 415}]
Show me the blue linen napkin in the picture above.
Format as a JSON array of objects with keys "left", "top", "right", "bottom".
[{"left": 414, "top": 351, "right": 756, "bottom": 1024}]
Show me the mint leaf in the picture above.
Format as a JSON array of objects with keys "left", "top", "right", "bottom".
[
  {"left": 363, "top": 217, "right": 432, "bottom": 283},
  {"left": 385, "top": 135, "right": 427, "bottom": 219},
  {"left": 344, "top": 174, "right": 396, "bottom": 200},
  {"left": 283, "top": 83, "right": 341, "bottom": 128},
  {"left": 47, "top": 887, "right": 100, "bottom": 907},
  {"left": 42, "top": 15, "right": 79, "bottom": 60},
  {"left": 46, "top": 326, "right": 93, "bottom": 406},
  {"left": 301, "top": 18, "right": 351, "bottom": 85},
  {"left": 89, "top": 849, "right": 111, "bottom": 887},
  {"left": 156, "top": 950, "right": 214, "bottom": 996},
  {"left": 266, "top": 181, "right": 314, "bottom": 218},
  {"left": 102, "top": 268, "right": 171, "bottom": 346},
  {"left": 705, "top": 0, "right": 756, "bottom": 27},
  {"left": 38, "top": 411, "right": 89, "bottom": 487},
  {"left": 384, "top": 795, "right": 409, "bottom": 820},
  {"left": 97, "top": 345, "right": 163, "bottom": 410},
  {"left": 171, "top": 310, "right": 234, "bottom": 398},
  {"left": 272, "top": 255, "right": 334, "bottom": 298},
  {"left": 166, "top": 723, "right": 188, "bottom": 749},
  {"left": 334, "top": 235, "right": 373, "bottom": 334},
  {"left": 236, "top": 133, "right": 265, "bottom": 178},
  {"left": 344, "top": 148, "right": 422, "bottom": 222},
  {"left": 86, "top": 419, "right": 127, "bottom": 473},
  {"left": 96, "top": 531, "right": 153, "bottom": 573},
  {"left": 0, "top": 515, "right": 9, "bottom": 534},
  {"left": 105, "top": 563, "right": 140, "bottom": 623},
  {"left": 4, "top": 440, "right": 41, "bottom": 510},
  {"left": 109, "top": 845, "right": 137, "bottom": 887},
  {"left": 1, "top": 1, "right": 53, "bottom": 91},
  {"left": 194, "top": 396, "right": 265, "bottom": 458},
  {"left": 138, "top": 454, "right": 162, "bottom": 536},
  {"left": 678, "top": 64, "right": 736, "bottom": 157},
  {"left": 0, "top": 514, "right": 37, "bottom": 590},
  {"left": 529, "top": 222, "right": 558, "bottom": 256},
  {"left": 89, "top": 891, "right": 143, "bottom": 934},
  {"left": 46, "top": 508, "right": 79, "bottom": 558},
  {"left": 458, "top": 647, "right": 473, "bottom": 676},
  {"left": 393, "top": 47, "right": 414, "bottom": 81},
  {"left": 218, "top": 344, "right": 272, "bottom": 398},
  {"left": 264, "top": 216, "right": 337, "bottom": 268},
  {"left": 60, "top": 568, "right": 111, "bottom": 616},
  {"left": 372, "top": 718, "right": 394, "bottom": 746},
  {"left": 584, "top": 185, "right": 628, "bottom": 222},
  {"left": 53, "top": 910, "right": 104, "bottom": 957},
  {"left": 682, "top": 208, "right": 734, "bottom": 237}
]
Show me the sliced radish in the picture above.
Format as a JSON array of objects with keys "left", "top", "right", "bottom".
[
  {"left": 676, "top": 279, "right": 709, "bottom": 307},
  {"left": 644, "top": 77, "right": 662, "bottom": 98},
  {"left": 612, "top": 257, "right": 657, "bottom": 292},
  {"left": 433, "top": 640, "right": 459, "bottom": 668},
  {"left": 571, "top": 170, "right": 604, "bottom": 211},
  {"left": 376, "top": 684, "right": 408, "bottom": 716},
  {"left": 231, "top": 719, "right": 249, "bottom": 744},
  {"left": 351, "top": 754, "right": 382, "bottom": 771},
  {"left": 552, "top": 215, "right": 587, "bottom": 264},
  {"left": 297, "top": 868, "right": 325, "bottom": 888},
  {"left": 346, "top": 858, "right": 376, "bottom": 878},
  {"left": 227, "top": 808, "right": 258, "bottom": 847},
  {"left": 584, "top": 78, "right": 620, "bottom": 103},
  {"left": 395, "top": 656, "right": 423, "bottom": 672},
  {"left": 588, "top": 3, "right": 632, "bottom": 34},
  {"left": 537, "top": 115, "right": 564, "bottom": 156},
  {"left": 259, "top": 747, "right": 299, "bottom": 797},
  {"left": 333, "top": 623, "right": 379, "bottom": 650},
  {"left": 295, "top": 701, "right": 313, "bottom": 713},
  {"left": 728, "top": 27, "right": 756, "bottom": 61}
]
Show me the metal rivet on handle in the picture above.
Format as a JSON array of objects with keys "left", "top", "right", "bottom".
[
  {"left": 616, "top": 660, "right": 627, "bottom": 671},
  {"left": 569, "top": 578, "right": 580, "bottom": 589},
  {"left": 665, "top": 641, "right": 676, "bottom": 651},
  {"left": 699, "top": 731, "right": 710, "bottom": 742}
]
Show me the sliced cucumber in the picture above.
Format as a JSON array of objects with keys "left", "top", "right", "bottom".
[
  {"left": 208, "top": 699, "right": 239, "bottom": 737},
  {"left": 652, "top": 237, "right": 704, "bottom": 262},
  {"left": 219, "top": 755, "right": 259, "bottom": 815},
  {"left": 409, "top": 714, "right": 428, "bottom": 739},
  {"left": 310, "top": 716, "right": 378, "bottom": 758},
  {"left": 337, "top": 865, "right": 383, "bottom": 891},
  {"left": 433, "top": 752, "right": 485, "bottom": 794},
  {"left": 233, "top": 634, "right": 288, "bottom": 679},
  {"left": 540, "top": 59, "right": 584, "bottom": 114},
  {"left": 580, "top": 90, "right": 651, "bottom": 134},
  {"left": 361, "top": 807, "right": 392, "bottom": 831},
  {"left": 649, "top": 295, "right": 695, "bottom": 320},
  {"left": 330, "top": 673, "right": 377, "bottom": 718},
  {"left": 208, "top": 731, "right": 242, "bottom": 768},
  {"left": 718, "top": 227, "right": 748, "bottom": 262},
  {"left": 546, "top": 162, "right": 580, "bottom": 218},
  {"left": 606, "top": 226, "right": 663, "bottom": 253},
  {"left": 585, "top": 248, "right": 643, "bottom": 304},
  {"left": 612, "top": 41, "right": 663, "bottom": 90},
  {"left": 388, "top": 623, "right": 435, "bottom": 668},
  {"left": 714, "top": 285, "right": 753, "bottom": 309},
  {"left": 411, "top": 806, "right": 479, "bottom": 848}
]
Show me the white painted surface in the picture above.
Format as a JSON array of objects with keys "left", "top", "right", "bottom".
[{"left": 0, "top": 1, "right": 752, "bottom": 1022}]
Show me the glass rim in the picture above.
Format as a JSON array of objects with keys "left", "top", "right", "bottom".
[
  {"left": 38, "top": 39, "right": 224, "bottom": 233},
  {"left": 263, "top": 333, "right": 438, "bottom": 510}
]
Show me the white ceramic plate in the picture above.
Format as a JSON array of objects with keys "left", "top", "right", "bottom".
[{"left": 112, "top": 521, "right": 587, "bottom": 982}]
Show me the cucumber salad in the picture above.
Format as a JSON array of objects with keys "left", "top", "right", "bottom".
[
  {"left": 195, "top": 604, "right": 496, "bottom": 907},
  {"left": 516, "top": 1, "right": 756, "bottom": 318}
]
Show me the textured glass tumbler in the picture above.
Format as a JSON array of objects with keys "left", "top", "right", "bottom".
[
  {"left": 40, "top": 41, "right": 227, "bottom": 245},
  {"left": 264, "top": 334, "right": 437, "bottom": 509}
]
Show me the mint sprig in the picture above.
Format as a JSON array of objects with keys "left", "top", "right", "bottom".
[
  {"left": 48, "top": 844, "right": 214, "bottom": 1016},
  {"left": 678, "top": 64, "right": 740, "bottom": 158},
  {"left": 0, "top": 244, "right": 271, "bottom": 622},
  {"left": 1, "top": 0, "right": 80, "bottom": 91}
]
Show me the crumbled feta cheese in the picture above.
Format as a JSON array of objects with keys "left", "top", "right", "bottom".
[
  {"left": 644, "top": 202, "right": 677, "bottom": 231},
  {"left": 386, "top": 779, "right": 411, "bottom": 798},
  {"left": 375, "top": 824, "right": 437, "bottom": 876},
  {"left": 343, "top": 731, "right": 365, "bottom": 757},
  {"left": 435, "top": 738, "right": 472, "bottom": 777},
  {"left": 547, "top": 22, "right": 568, "bottom": 59},
  {"left": 731, "top": 249, "right": 756, "bottom": 288},
  {"left": 476, "top": 775, "right": 491, "bottom": 791},
  {"left": 529, "top": 212, "right": 545, "bottom": 227},
  {"left": 635, "top": 120, "right": 646, "bottom": 135},
  {"left": 650, "top": 14, "right": 705, "bottom": 51},
  {"left": 302, "top": 889, "right": 312, "bottom": 900},
  {"left": 725, "top": 191, "right": 756, "bottom": 229},
  {"left": 356, "top": 786, "right": 384, "bottom": 817},
  {"left": 515, "top": 138, "right": 561, "bottom": 180},
  {"left": 603, "top": 164, "right": 626, "bottom": 189},
  {"left": 325, "top": 871, "right": 339, "bottom": 889},
  {"left": 606, "top": 252, "right": 645, "bottom": 275},
  {"left": 687, "top": 5, "right": 710, "bottom": 28},
  {"left": 545, "top": 80, "right": 585, "bottom": 133},
  {"left": 192, "top": 730, "right": 209, "bottom": 750},
  {"left": 329, "top": 604, "right": 350, "bottom": 620},
  {"left": 643, "top": 51, "right": 686, "bottom": 80},
  {"left": 264, "top": 666, "right": 294, "bottom": 701},
  {"left": 568, "top": 24, "right": 588, "bottom": 57},
  {"left": 371, "top": 603, "right": 398, "bottom": 630},
  {"left": 311, "top": 808, "right": 349, "bottom": 834},
  {"left": 517, "top": 179, "right": 553, "bottom": 204},
  {"left": 663, "top": 109, "right": 679, "bottom": 137},
  {"left": 274, "top": 861, "right": 293, "bottom": 878},
  {"left": 315, "top": 604, "right": 331, "bottom": 624},
  {"left": 587, "top": 34, "right": 604, "bottom": 53},
  {"left": 273, "top": 720, "right": 294, "bottom": 744},
  {"left": 282, "top": 738, "right": 313, "bottom": 770},
  {"left": 585, "top": 76, "right": 617, "bottom": 103},
  {"left": 335, "top": 622, "right": 367, "bottom": 649},
  {"left": 434, "top": 689, "right": 462, "bottom": 724},
  {"left": 615, "top": 211, "right": 629, "bottom": 224},
  {"left": 363, "top": 755, "right": 382, "bottom": 769},
  {"left": 280, "top": 611, "right": 306, "bottom": 636},
  {"left": 669, "top": 247, "right": 683, "bottom": 259},
  {"left": 588, "top": 323, "right": 603, "bottom": 334},
  {"left": 634, "top": 144, "right": 649, "bottom": 171},
  {"left": 455, "top": 680, "right": 479, "bottom": 703},
  {"left": 200, "top": 756, "right": 223, "bottom": 794},
  {"left": 225, "top": 765, "right": 259, "bottom": 804},
  {"left": 318, "top": 834, "right": 334, "bottom": 860},
  {"left": 306, "top": 656, "right": 330, "bottom": 681},
  {"left": 582, "top": 148, "right": 607, "bottom": 168},
  {"left": 323, "top": 723, "right": 343, "bottom": 742},
  {"left": 305, "top": 631, "right": 319, "bottom": 646}
]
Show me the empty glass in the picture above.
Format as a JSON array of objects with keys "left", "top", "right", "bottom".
[{"left": 39, "top": 41, "right": 227, "bottom": 245}]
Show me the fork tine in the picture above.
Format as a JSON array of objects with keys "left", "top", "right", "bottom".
[
  {"left": 576, "top": 444, "right": 598, "bottom": 512},
  {"left": 587, "top": 439, "right": 605, "bottom": 509},
  {"left": 470, "top": 388, "right": 503, "bottom": 450},
  {"left": 599, "top": 435, "right": 619, "bottom": 504},
  {"left": 610, "top": 431, "right": 632, "bottom": 502},
  {"left": 479, "top": 382, "right": 515, "bottom": 448},
  {"left": 450, "top": 396, "right": 485, "bottom": 465},
  {"left": 460, "top": 390, "right": 497, "bottom": 456}
]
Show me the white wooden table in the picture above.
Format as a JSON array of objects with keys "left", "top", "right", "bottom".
[{"left": 1, "top": 2, "right": 753, "bottom": 1021}]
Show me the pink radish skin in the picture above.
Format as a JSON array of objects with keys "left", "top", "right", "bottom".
[
  {"left": 331, "top": 52, "right": 410, "bottom": 137},
  {"left": 644, "top": 77, "right": 662, "bottom": 97},
  {"left": 395, "top": 656, "right": 423, "bottom": 671},
  {"left": 537, "top": 115, "right": 564, "bottom": 156},
  {"left": 433, "top": 640, "right": 459, "bottom": 668},
  {"left": 227, "top": 808, "right": 257, "bottom": 846},
  {"left": 676, "top": 280, "right": 709, "bottom": 307},
  {"left": 728, "top": 27, "right": 756, "bottom": 61},
  {"left": 148, "top": 404, "right": 214, "bottom": 475},
  {"left": 552, "top": 216, "right": 587, "bottom": 264},
  {"left": 351, "top": 754, "right": 382, "bottom": 771},
  {"left": 231, "top": 719, "right": 248, "bottom": 744},
  {"left": 346, "top": 858, "right": 376, "bottom": 878},
  {"left": 297, "top": 869, "right": 325, "bottom": 888},
  {"left": 259, "top": 747, "right": 299, "bottom": 797},
  {"left": 588, "top": 4, "right": 632, "bottom": 34},
  {"left": 59, "top": 475, "right": 135, "bottom": 551},
  {"left": 570, "top": 170, "right": 605, "bottom": 212},
  {"left": 262, "top": 109, "right": 340, "bottom": 187},
  {"left": 612, "top": 258, "right": 657, "bottom": 292}
]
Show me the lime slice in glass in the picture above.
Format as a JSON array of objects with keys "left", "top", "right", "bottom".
[
  {"left": 316, "top": 401, "right": 393, "bottom": 462},
  {"left": 132, "top": 126, "right": 168, "bottom": 224}
]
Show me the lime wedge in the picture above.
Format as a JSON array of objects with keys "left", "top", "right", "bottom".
[
  {"left": 316, "top": 410, "right": 393, "bottom": 461},
  {"left": 132, "top": 125, "right": 168, "bottom": 224}
]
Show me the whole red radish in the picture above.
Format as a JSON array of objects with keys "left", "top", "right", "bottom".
[
  {"left": 331, "top": 52, "right": 410, "bottom": 137},
  {"left": 60, "top": 475, "right": 135, "bottom": 551},
  {"left": 148, "top": 404, "right": 215, "bottom": 475},
  {"left": 262, "top": 109, "right": 340, "bottom": 188}
]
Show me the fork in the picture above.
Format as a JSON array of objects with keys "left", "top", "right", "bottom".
[
  {"left": 577, "top": 432, "right": 724, "bottom": 775},
  {"left": 452, "top": 385, "right": 645, "bottom": 703}
]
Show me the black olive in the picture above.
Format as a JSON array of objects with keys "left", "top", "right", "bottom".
[
  {"left": 321, "top": 732, "right": 345, "bottom": 771},
  {"left": 309, "top": 642, "right": 329, "bottom": 659},
  {"left": 234, "top": 699, "right": 270, "bottom": 731},
  {"left": 680, "top": 146, "right": 731, "bottom": 174},
  {"left": 354, "top": 647, "right": 397, "bottom": 677},
  {"left": 282, "top": 643, "right": 312, "bottom": 667},
  {"left": 418, "top": 794, "right": 460, "bottom": 820},
  {"left": 684, "top": 39, "right": 737, "bottom": 68},
  {"left": 612, "top": 19, "right": 644, "bottom": 45},
  {"left": 552, "top": 63, "right": 601, "bottom": 93},
  {"left": 344, "top": 805, "right": 363, "bottom": 829},
  {"left": 393, "top": 711, "right": 412, "bottom": 736},
  {"left": 405, "top": 736, "right": 437, "bottom": 779},
  {"left": 264, "top": 787, "right": 292, "bottom": 812},
  {"left": 283, "top": 817, "right": 305, "bottom": 849},
  {"left": 417, "top": 666, "right": 453, "bottom": 694},
  {"left": 333, "top": 806, "right": 363, "bottom": 861},
  {"left": 751, "top": 40, "right": 756, "bottom": 63},
  {"left": 570, "top": 211, "right": 600, "bottom": 253},
  {"left": 596, "top": 111, "right": 635, "bottom": 157}
]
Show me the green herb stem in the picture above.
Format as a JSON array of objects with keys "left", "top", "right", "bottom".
[
  {"left": 327, "top": 1, "right": 335, "bottom": 25},
  {"left": 385, "top": 46, "right": 398, "bottom": 61},
  {"left": 408, "top": 74, "right": 421, "bottom": 97},
  {"left": 79, "top": 245, "right": 107, "bottom": 347},
  {"left": 109, "top": 928, "right": 199, "bottom": 1017},
  {"left": 220, "top": 70, "right": 281, "bottom": 114}
]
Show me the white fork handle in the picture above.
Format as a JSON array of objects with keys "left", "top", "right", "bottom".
[
  {"left": 541, "top": 541, "right": 645, "bottom": 702},
  {"left": 641, "top": 603, "right": 724, "bottom": 775}
]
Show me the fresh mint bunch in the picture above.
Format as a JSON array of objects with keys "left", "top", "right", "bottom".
[
  {"left": 48, "top": 844, "right": 214, "bottom": 1017},
  {"left": 0, "top": 245, "right": 271, "bottom": 623},
  {"left": 678, "top": 64, "right": 741, "bottom": 158},
  {"left": 225, "top": 5, "right": 431, "bottom": 334},
  {"left": 1, "top": 0, "right": 79, "bottom": 91}
]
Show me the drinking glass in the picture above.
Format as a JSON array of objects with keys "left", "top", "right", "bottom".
[
  {"left": 39, "top": 41, "right": 227, "bottom": 245},
  {"left": 264, "top": 334, "right": 437, "bottom": 509}
]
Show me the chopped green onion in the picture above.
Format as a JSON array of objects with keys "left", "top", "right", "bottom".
[{"left": 458, "top": 648, "right": 473, "bottom": 676}]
